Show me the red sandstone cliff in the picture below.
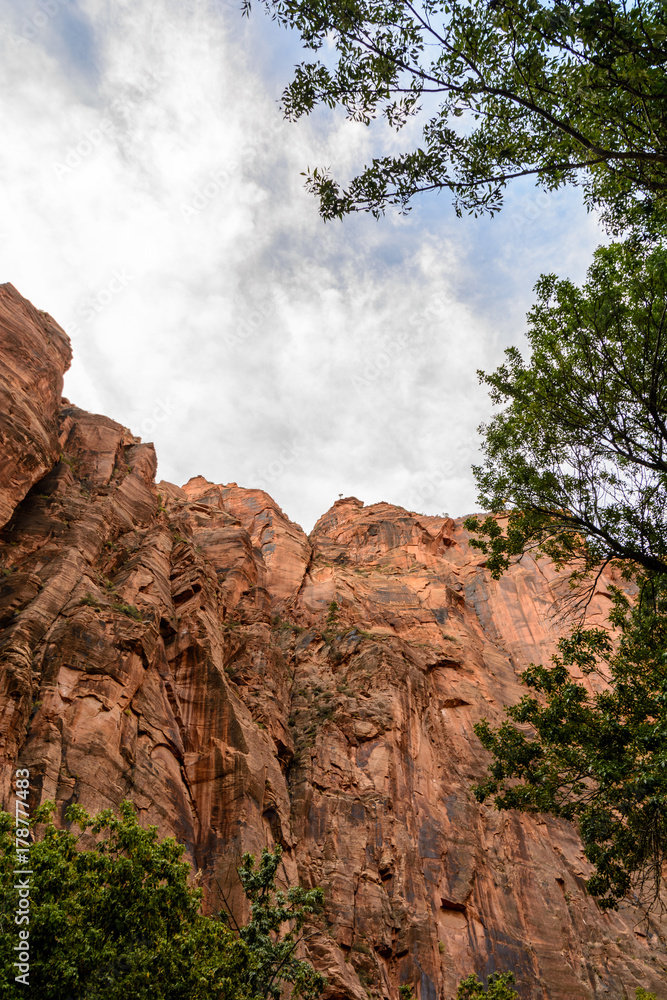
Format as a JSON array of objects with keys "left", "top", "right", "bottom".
[{"left": 0, "top": 283, "right": 665, "bottom": 999}]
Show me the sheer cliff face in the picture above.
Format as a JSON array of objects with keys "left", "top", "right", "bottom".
[{"left": 0, "top": 283, "right": 665, "bottom": 999}]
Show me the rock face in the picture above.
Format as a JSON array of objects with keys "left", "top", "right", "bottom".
[
  {"left": 0, "top": 284, "right": 71, "bottom": 529},
  {"left": 0, "top": 284, "right": 666, "bottom": 999}
]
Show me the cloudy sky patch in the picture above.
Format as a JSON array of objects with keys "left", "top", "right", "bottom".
[{"left": 0, "top": 0, "right": 604, "bottom": 530}]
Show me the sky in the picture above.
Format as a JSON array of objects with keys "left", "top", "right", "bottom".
[{"left": 0, "top": 0, "right": 605, "bottom": 531}]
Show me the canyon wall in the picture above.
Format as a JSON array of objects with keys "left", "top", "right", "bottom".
[{"left": 0, "top": 283, "right": 665, "bottom": 999}]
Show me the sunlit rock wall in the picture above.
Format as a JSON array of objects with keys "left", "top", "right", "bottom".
[{"left": 0, "top": 283, "right": 665, "bottom": 999}]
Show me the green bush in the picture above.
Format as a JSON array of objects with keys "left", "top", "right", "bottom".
[
  {"left": 456, "top": 974, "right": 518, "bottom": 1000},
  {"left": 0, "top": 801, "right": 326, "bottom": 1000}
]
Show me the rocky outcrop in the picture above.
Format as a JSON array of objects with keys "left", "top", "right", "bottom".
[
  {"left": 0, "top": 284, "right": 665, "bottom": 999},
  {"left": 0, "top": 284, "right": 71, "bottom": 528}
]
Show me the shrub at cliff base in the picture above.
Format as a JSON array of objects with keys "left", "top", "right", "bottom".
[
  {"left": 0, "top": 799, "right": 660, "bottom": 1000},
  {"left": 0, "top": 800, "right": 326, "bottom": 1000},
  {"left": 454, "top": 974, "right": 518, "bottom": 1000},
  {"left": 447, "top": 975, "right": 658, "bottom": 1000},
  {"left": 403, "top": 974, "right": 519, "bottom": 1000}
]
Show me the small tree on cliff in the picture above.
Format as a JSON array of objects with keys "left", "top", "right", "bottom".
[
  {"left": 0, "top": 799, "right": 326, "bottom": 1000},
  {"left": 464, "top": 239, "right": 667, "bottom": 911}
]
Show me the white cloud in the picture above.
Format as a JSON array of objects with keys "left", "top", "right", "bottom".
[{"left": 0, "top": 0, "right": 604, "bottom": 530}]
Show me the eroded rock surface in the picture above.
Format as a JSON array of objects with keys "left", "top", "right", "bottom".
[
  {"left": 0, "top": 284, "right": 71, "bottom": 528},
  {"left": 1, "top": 285, "right": 665, "bottom": 999}
]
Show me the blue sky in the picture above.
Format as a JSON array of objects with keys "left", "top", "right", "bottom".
[{"left": 0, "top": 0, "right": 604, "bottom": 530}]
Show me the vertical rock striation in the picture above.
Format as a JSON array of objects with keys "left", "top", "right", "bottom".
[
  {"left": 0, "top": 284, "right": 71, "bottom": 528},
  {"left": 0, "top": 284, "right": 665, "bottom": 999}
]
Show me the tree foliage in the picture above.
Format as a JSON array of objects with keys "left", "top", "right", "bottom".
[
  {"left": 234, "top": 846, "right": 326, "bottom": 1000},
  {"left": 248, "top": 0, "right": 667, "bottom": 231},
  {"left": 464, "top": 239, "right": 667, "bottom": 589},
  {"left": 464, "top": 238, "right": 667, "bottom": 910},
  {"left": 455, "top": 972, "right": 518, "bottom": 1000},
  {"left": 474, "top": 580, "right": 667, "bottom": 910},
  {"left": 0, "top": 801, "right": 325, "bottom": 1000}
]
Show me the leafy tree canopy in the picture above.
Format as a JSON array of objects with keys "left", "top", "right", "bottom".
[
  {"left": 248, "top": 0, "right": 667, "bottom": 231},
  {"left": 464, "top": 237, "right": 667, "bottom": 911},
  {"left": 455, "top": 972, "right": 518, "bottom": 1000},
  {"left": 474, "top": 579, "right": 667, "bottom": 911},
  {"left": 234, "top": 845, "right": 326, "bottom": 1000},
  {"left": 464, "top": 239, "right": 667, "bottom": 589},
  {"left": 0, "top": 801, "right": 326, "bottom": 1000}
]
